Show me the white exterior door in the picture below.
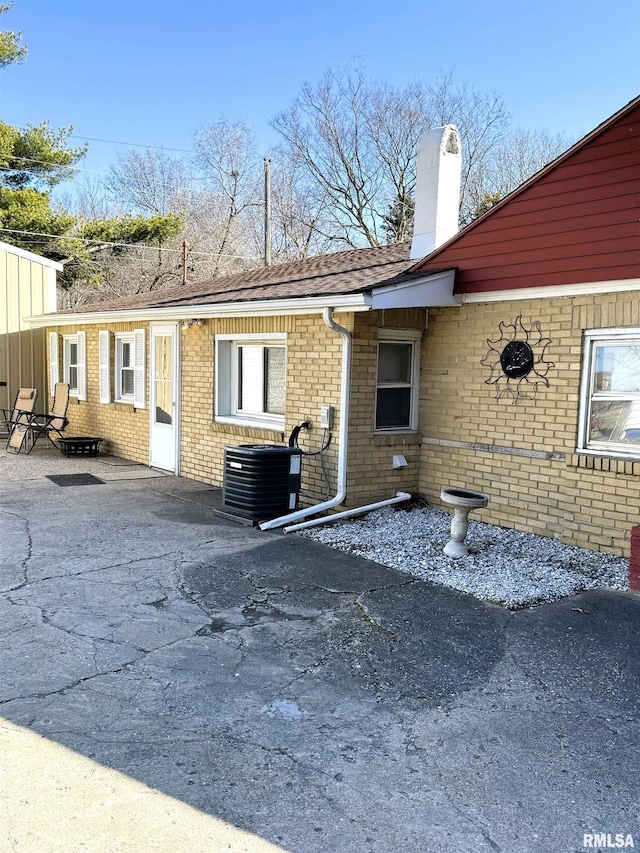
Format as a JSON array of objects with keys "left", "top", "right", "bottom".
[{"left": 150, "top": 324, "right": 179, "bottom": 472}]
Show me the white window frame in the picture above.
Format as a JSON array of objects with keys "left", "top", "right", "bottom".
[
  {"left": 63, "top": 334, "right": 79, "bottom": 395},
  {"left": 62, "top": 331, "right": 86, "bottom": 401},
  {"left": 115, "top": 330, "right": 146, "bottom": 408},
  {"left": 375, "top": 328, "right": 421, "bottom": 433},
  {"left": 215, "top": 333, "right": 286, "bottom": 431},
  {"left": 578, "top": 327, "right": 640, "bottom": 458}
]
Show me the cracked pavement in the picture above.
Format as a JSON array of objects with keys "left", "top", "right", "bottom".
[{"left": 0, "top": 458, "right": 639, "bottom": 852}]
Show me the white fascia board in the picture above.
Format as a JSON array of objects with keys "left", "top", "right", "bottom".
[
  {"left": 460, "top": 278, "right": 640, "bottom": 304},
  {"left": 0, "top": 239, "right": 64, "bottom": 271},
  {"left": 25, "top": 292, "right": 371, "bottom": 328},
  {"left": 367, "top": 269, "right": 459, "bottom": 309}
]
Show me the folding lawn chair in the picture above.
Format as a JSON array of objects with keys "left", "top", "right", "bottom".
[
  {"left": 7, "top": 383, "right": 69, "bottom": 454},
  {"left": 0, "top": 387, "right": 38, "bottom": 440}
]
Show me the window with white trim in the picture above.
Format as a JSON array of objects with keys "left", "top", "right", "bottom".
[
  {"left": 115, "top": 334, "right": 134, "bottom": 401},
  {"left": 579, "top": 328, "right": 640, "bottom": 457},
  {"left": 63, "top": 336, "right": 79, "bottom": 393},
  {"left": 114, "top": 330, "right": 146, "bottom": 407},
  {"left": 62, "top": 331, "right": 86, "bottom": 400},
  {"left": 375, "top": 329, "right": 421, "bottom": 432},
  {"left": 215, "top": 334, "right": 286, "bottom": 430}
]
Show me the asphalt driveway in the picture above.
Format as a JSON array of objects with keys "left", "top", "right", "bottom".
[{"left": 1, "top": 450, "right": 638, "bottom": 852}]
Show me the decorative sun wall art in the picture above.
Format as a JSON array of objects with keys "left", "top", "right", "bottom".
[{"left": 481, "top": 315, "right": 554, "bottom": 404}]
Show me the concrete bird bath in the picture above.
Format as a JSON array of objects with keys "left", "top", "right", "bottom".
[{"left": 440, "top": 488, "right": 489, "bottom": 558}]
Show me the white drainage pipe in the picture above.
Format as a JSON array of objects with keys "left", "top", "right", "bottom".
[
  {"left": 282, "top": 491, "right": 412, "bottom": 533},
  {"left": 259, "top": 307, "right": 351, "bottom": 531}
]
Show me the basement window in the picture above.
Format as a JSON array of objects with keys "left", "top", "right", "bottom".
[
  {"left": 578, "top": 328, "right": 640, "bottom": 457},
  {"left": 375, "top": 329, "right": 421, "bottom": 432},
  {"left": 215, "top": 334, "right": 286, "bottom": 430}
]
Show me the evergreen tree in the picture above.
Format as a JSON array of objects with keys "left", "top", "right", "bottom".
[
  {"left": 0, "top": 6, "right": 183, "bottom": 297},
  {"left": 0, "top": 3, "right": 26, "bottom": 67}
]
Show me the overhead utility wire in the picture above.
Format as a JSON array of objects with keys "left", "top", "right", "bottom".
[
  {"left": 0, "top": 159, "right": 213, "bottom": 187},
  {"left": 67, "top": 134, "right": 275, "bottom": 171},
  {"left": 69, "top": 134, "right": 195, "bottom": 154},
  {"left": 0, "top": 227, "right": 260, "bottom": 261},
  {"left": 0, "top": 154, "right": 270, "bottom": 187}
]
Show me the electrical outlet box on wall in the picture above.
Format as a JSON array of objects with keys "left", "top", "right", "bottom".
[{"left": 320, "top": 405, "right": 334, "bottom": 430}]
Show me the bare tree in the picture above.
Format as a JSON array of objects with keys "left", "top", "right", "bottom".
[
  {"left": 364, "top": 78, "right": 435, "bottom": 243},
  {"left": 58, "top": 244, "right": 184, "bottom": 309},
  {"left": 106, "top": 148, "right": 191, "bottom": 216},
  {"left": 272, "top": 65, "right": 524, "bottom": 247},
  {"left": 65, "top": 68, "right": 575, "bottom": 304},
  {"left": 181, "top": 185, "right": 260, "bottom": 277},
  {"left": 192, "top": 119, "right": 266, "bottom": 273},
  {"left": 75, "top": 136, "right": 265, "bottom": 301},
  {"left": 458, "top": 125, "right": 574, "bottom": 225},
  {"left": 426, "top": 72, "right": 510, "bottom": 226},
  {"left": 264, "top": 157, "right": 335, "bottom": 261},
  {"left": 272, "top": 66, "right": 387, "bottom": 248},
  {"left": 492, "top": 126, "right": 574, "bottom": 195},
  {"left": 63, "top": 174, "right": 113, "bottom": 221}
]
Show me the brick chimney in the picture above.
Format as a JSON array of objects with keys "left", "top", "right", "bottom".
[{"left": 410, "top": 125, "right": 462, "bottom": 260}]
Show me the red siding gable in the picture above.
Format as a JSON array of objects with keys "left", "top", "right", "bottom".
[{"left": 413, "top": 98, "right": 640, "bottom": 293}]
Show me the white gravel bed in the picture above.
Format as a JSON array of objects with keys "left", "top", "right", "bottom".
[{"left": 298, "top": 503, "right": 629, "bottom": 609}]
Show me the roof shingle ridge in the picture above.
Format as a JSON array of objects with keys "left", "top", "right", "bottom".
[
  {"left": 147, "top": 243, "right": 412, "bottom": 307},
  {"left": 67, "top": 241, "right": 411, "bottom": 313}
]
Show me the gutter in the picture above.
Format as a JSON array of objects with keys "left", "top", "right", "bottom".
[
  {"left": 25, "top": 293, "right": 371, "bottom": 328},
  {"left": 25, "top": 268, "right": 460, "bottom": 328},
  {"left": 259, "top": 307, "right": 351, "bottom": 531}
]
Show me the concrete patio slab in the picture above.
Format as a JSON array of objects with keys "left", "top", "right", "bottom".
[{"left": 0, "top": 447, "right": 638, "bottom": 852}]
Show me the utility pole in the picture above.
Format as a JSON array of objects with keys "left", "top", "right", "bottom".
[
  {"left": 264, "top": 158, "right": 272, "bottom": 267},
  {"left": 182, "top": 240, "right": 188, "bottom": 285}
]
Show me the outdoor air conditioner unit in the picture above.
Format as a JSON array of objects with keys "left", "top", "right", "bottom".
[{"left": 221, "top": 444, "right": 302, "bottom": 524}]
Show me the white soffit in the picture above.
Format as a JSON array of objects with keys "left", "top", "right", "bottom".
[{"left": 368, "top": 269, "right": 458, "bottom": 309}]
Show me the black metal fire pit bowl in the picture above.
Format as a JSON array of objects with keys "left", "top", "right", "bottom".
[{"left": 57, "top": 437, "right": 104, "bottom": 457}]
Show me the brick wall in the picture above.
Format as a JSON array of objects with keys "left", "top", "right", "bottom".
[
  {"left": 348, "top": 309, "right": 426, "bottom": 504},
  {"left": 48, "top": 322, "right": 150, "bottom": 463},
  {"left": 49, "top": 292, "right": 640, "bottom": 553},
  {"left": 47, "top": 309, "right": 430, "bottom": 511},
  {"left": 180, "top": 310, "right": 424, "bottom": 507},
  {"left": 419, "top": 292, "right": 640, "bottom": 556},
  {"left": 179, "top": 313, "right": 343, "bottom": 500}
]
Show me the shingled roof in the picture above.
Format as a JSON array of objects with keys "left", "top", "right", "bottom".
[{"left": 69, "top": 242, "right": 421, "bottom": 314}]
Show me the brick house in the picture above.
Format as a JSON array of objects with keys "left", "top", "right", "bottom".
[
  {"left": 32, "top": 242, "right": 454, "bottom": 513},
  {"left": 411, "top": 95, "right": 640, "bottom": 557},
  {"left": 28, "top": 96, "right": 639, "bottom": 556}
]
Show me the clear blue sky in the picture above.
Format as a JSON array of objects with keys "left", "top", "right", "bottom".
[{"left": 0, "top": 0, "right": 638, "bottom": 183}]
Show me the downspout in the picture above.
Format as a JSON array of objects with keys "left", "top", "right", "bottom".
[
  {"left": 282, "top": 491, "right": 412, "bottom": 533},
  {"left": 259, "top": 307, "right": 351, "bottom": 530}
]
